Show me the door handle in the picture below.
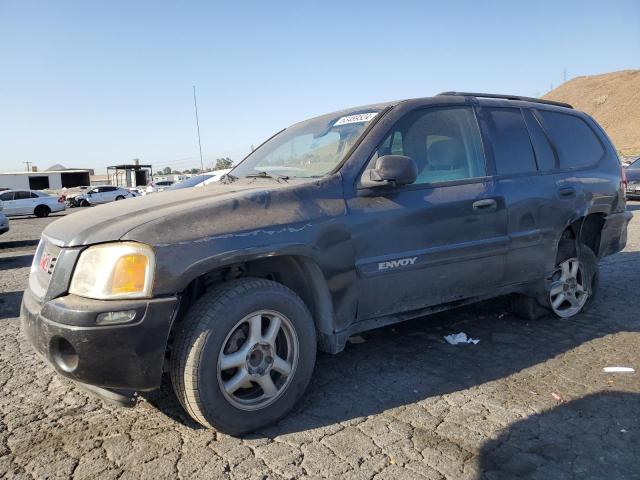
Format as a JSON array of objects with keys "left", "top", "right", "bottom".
[
  {"left": 472, "top": 198, "right": 497, "bottom": 211},
  {"left": 558, "top": 186, "right": 576, "bottom": 198}
]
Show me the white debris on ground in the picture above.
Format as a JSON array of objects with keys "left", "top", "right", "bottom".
[
  {"left": 444, "top": 332, "right": 480, "bottom": 345},
  {"left": 602, "top": 366, "right": 635, "bottom": 373}
]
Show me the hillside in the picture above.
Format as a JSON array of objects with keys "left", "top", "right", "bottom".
[{"left": 543, "top": 70, "right": 640, "bottom": 156}]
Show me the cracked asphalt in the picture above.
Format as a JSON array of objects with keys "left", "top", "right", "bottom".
[{"left": 1, "top": 205, "right": 639, "bottom": 479}]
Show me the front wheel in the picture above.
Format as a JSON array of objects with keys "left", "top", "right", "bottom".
[
  {"left": 115, "top": 195, "right": 125, "bottom": 201},
  {"left": 170, "top": 278, "right": 317, "bottom": 435}
]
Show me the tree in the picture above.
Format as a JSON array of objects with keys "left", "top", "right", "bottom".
[
  {"left": 214, "top": 157, "right": 233, "bottom": 170},
  {"left": 162, "top": 166, "right": 172, "bottom": 175}
]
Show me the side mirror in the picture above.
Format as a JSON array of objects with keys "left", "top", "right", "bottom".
[{"left": 360, "top": 155, "right": 418, "bottom": 189}]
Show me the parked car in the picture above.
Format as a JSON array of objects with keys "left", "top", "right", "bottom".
[
  {"left": 22, "top": 93, "right": 631, "bottom": 435},
  {"left": 624, "top": 157, "right": 640, "bottom": 199},
  {"left": 0, "top": 189, "right": 65, "bottom": 217},
  {"left": 0, "top": 201, "right": 8, "bottom": 234},
  {"left": 194, "top": 169, "right": 233, "bottom": 188},
  {"left": 145, "top": 180, "right": 174, "bottom": 194},
  {"left": 72, "top": 186, "right": 134, "bottom": 207},
  {"left": 165, "top": 174, "right": 215, "bottom": 191}
]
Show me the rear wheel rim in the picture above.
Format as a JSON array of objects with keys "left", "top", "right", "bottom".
[
  {"left": 217, "top": 310, "right": 299, "bottom": 411},
  {"left": 549, "top": 257, "right": 588, "bottom": 318}
]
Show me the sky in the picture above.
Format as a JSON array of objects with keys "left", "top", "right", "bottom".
[{"left": 1, "top": 0, "right": 639, "bottom": 173}]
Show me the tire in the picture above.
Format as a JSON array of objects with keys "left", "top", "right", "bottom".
[
  {"left": 170, "top": 278, "right": 317, "bottom": 435},
  {"left": 34, "top": 205, "right": 50, "bottom": 218},
  {"left": 512, "top": 243, "right": 598, "bottom": 320},
  {"left": 115, "top": 196, "right": 125, "bottom": 201},
  {"left": 80, "top": 200, "right": 91, "bottom": 207}
]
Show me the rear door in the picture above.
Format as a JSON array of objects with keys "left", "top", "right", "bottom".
[
  {"left": 348, "top": 105, "right": 509, "bottom": 320},
  {"left": 101, "top": 186, "right": 118, "bottom": 202},
  {"left": 13, "top": 190, "right": 33, "bottom": 215},
  {"left": 476, "top": 106, "right": 559, "bottom": 284}
]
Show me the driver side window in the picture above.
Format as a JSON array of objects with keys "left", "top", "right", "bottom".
[{"left": 370, "top": 107, "right": 486, "bottom": 185}]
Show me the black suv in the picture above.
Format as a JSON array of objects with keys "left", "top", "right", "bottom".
[{"left": 22, "top": 92, "right": 631, "bottom": 434}]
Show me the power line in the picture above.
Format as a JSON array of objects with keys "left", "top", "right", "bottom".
[{"left": 23, "top": 161, "right": 32, "bottom": 172}]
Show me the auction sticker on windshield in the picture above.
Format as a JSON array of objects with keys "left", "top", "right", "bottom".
[{"left": 334, "top": 112, "right": 378, "bottom": 126}]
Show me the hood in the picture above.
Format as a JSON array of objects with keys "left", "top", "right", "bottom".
[{"left": 44, "top": 180, "right": 292, "bottom": 247}]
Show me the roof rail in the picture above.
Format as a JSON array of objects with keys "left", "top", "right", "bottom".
[{"left": 437, "top": 91, "right": 573, "bottom": 109}]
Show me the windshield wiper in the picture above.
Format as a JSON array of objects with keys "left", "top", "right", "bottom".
[
  {"left": 245, "top": 171, "right": 289, "bottom": 182},
  {"left": 220, "top": 172, "right": 239, "bottom": 183}
]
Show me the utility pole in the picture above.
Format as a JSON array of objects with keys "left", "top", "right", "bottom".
[
  {"left": 192, "top": 86, "right": 205, "bottom": 173},
  {"left": 23, "top": 161, "right": 32, "bottom": 172}
]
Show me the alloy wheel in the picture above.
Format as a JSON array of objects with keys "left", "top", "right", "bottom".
[
  {"left": 549, "top": 257, "right": 589, "bottom": 318},
  {"left": 217, "top": 310, "right": 298, "bottom": 411}
]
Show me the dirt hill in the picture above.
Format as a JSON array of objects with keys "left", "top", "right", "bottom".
[{"left": 543, "top": 70, "right": 640, "bottom": 156}]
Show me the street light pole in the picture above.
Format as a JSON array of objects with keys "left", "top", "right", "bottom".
[{"left": 192, "top": 86, "right": 205, "bottom": 173}]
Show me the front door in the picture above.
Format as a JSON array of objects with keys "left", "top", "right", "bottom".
[
  {"left": 0, "top": 191, "right": 16, "bottom": 215},
  {"left": 347, "top": 106, "right": 509, "bottom": 320}
]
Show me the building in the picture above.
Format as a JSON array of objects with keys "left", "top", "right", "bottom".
[
  {"left": 0, "top": 169, "right": 92, "bottom": 191},
  {"left": 106, "top": 164, "right": 153, "bottom": 187}
]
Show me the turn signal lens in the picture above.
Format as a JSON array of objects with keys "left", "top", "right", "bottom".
[{"left": 112, "top": 254, "right": 148, "bottom": 294}]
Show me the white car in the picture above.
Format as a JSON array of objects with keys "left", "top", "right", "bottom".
[
  {"left": 0, "top": 201, "right": 8, "bottom": 234},
  {"left": 74, "top": 186, "right": 134, "bottom": 206},
  {"left": 0, "top": 189, "right": 66, "bottom": 218},
  {"left": 145, "top": 180, "right": 174, "bottom": 195},
  {"left": 195, "top": 169, "right": 232, "bottom": 188}
]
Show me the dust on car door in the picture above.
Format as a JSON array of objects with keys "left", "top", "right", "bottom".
[{"left": 348, "top": 105, "right": 509, "bottom": 320}]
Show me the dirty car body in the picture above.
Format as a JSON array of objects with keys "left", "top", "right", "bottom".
[{"left": 22, "top": 94, "right": 631, "bottom": 428}]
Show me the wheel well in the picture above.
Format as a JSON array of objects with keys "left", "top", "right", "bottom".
[
  {"left": 169, "top": 255, "right": 335, "bottom": 354},
  {"left": 34, "top": 204, "right": 50, "bottom": 214},
  {"left": 560, "top": 213, "right": 605, "bottom": 259}
]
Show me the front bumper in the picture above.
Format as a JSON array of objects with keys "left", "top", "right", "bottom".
[
  {"left": 21, "top": 287, "right": 178, "bottom": 392},
  {"left": 598, "top": 210, "right": 633, "bottom": 258}
]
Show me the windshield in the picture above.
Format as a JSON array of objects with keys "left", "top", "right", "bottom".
[
  {"left": 629, "top": 158, "right": 640, "bottom": 168},
  {"left": 167, "top": 175, "right": 213, "bottom": 190},
  {"left": 231, "top": 107, "right": 385, "bottom": 178}
]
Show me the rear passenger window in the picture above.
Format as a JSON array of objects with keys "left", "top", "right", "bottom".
[
  {"left": 15, "top": 191, "right": 31, "bottom": 200},
  {"left": 537, "top": 111, "right": 604, "bottom": 169},
  {"left": 523, "top": 110, "right": 556, "bottom": 172},
  {"left": 483, "top": 108, "right": 537, "bottom": 175},
  {"left": 30, "top": 192, "right": 39, "bottom": 198}
]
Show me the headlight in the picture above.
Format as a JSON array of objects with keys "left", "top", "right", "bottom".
[{"left": 69, "top": 242, "right": 155, "bottom": 300}]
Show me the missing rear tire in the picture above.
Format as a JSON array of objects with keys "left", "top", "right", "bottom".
[{"left": 512, "top": 243, "right": 598, "bottom": 320}]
